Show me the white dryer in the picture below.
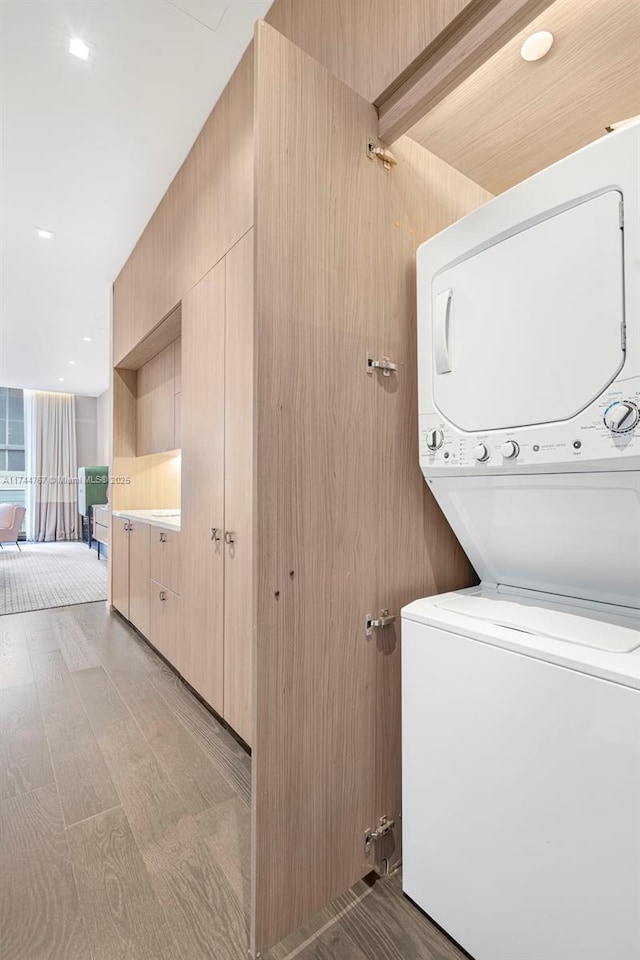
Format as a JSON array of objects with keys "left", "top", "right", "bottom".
[{"left": 403, "top": 121, "right": 640, "bottom": 960}]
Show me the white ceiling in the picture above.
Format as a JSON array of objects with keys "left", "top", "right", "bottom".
[{"left": 0, "top": 0, "right": 271, "bottom": 397}]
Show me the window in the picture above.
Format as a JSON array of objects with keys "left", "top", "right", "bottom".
[{"left": 0, "top": 388, "right": 26, "bottom": 525}]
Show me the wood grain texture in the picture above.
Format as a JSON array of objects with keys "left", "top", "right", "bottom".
[
  {"left": 0, "top": 616, "right": 33, "bottom": 689},
  {"left": 136, "top": 341, "right": 176, "bottom": 456},
  {"left": 252, "top": 23, "right": 489, "bottom": 954},
  {"left": 180, "top": 260, "right": 226, "bottom": 710},
  {"left": 195, "top": 795, "right": 251, "bottom": 914},
  {"left": 117, "top": 304, "right": 182, "bottom": 371},
  {"left": 113, "top": 47, "right": 253, "bottom": 364},
  {"left": 150, "top": 527, "right": 182, "bottom": 596},
  {"left": 406, "top": 0, "right": 640, "bottom": 193},
  {"left": 31, "top": 649, "right": 119, "bottom": 826},
  {"left": 110, "top": 452, "right": 181, "bottom": 512},
  {"left": 0, "top": 784, "right": 90, "bottom": 960},
  {"left": 265, "top": 0, "right": 474, "bottom": 104},
  {"left": 112, "top": 367, "right": 137, "bottom": 458},
  {"left": 128, "top": 520, "right": 150, "bottom": 637},
  {"left": 377, "top": 0, "right": 553, "bottom": 142},
  {"left": 223, "top": 228, "right": 254, "bottom": 745},
  {"left": 0, "top": 682, "right": 53, "bottom": 800},
  {"left": 149, "top": 581, "right": 183, "bottom": 664},
  {"left": 67, "top": 805, "right": 179, "bottom": 960}
]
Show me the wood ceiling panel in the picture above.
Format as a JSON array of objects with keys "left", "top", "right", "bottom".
[{"left": 406, "top": 0, "right": 640, "bottom": 194}]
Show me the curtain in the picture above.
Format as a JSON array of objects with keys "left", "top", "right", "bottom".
[{"left": 25, "top": 391, "right": 78, "bottom": 541}]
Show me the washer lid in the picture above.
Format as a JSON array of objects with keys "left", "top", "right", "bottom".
[
  {"left": 434, "top": 595, "right": 640, "bottom": 653},
  {"left": 431, "top": 190, "right": 625, "bottom": 432}
]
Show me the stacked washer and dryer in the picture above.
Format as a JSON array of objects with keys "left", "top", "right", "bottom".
[{"left": 402, "top": 122, "right": 640, "bottom": 960}]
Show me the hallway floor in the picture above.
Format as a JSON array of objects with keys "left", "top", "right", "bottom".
[{"left": 0, "top": 602, "right": 466, "bottom": 960}]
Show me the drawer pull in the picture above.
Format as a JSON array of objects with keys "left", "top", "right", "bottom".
[
  {"left": 159, "top": 591, "right": 166, "bottom": 602},
  {"left": 159, "top": 532, "right": 167, "bottom": 543},
  {"left": 225, "top": 531, "right": 236, "bottom": 545}
]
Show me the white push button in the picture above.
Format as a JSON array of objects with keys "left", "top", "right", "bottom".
[
  {"left": 500, "top": 440, "right": 519, "bottom": 459},
  {"left": 426, "top": 428, "right": 444, "bottom": 450},
  {"left": 473, "top": 443, "right": 489, "bottom": 462}
]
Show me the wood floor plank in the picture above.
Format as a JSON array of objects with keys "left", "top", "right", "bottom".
[
  {"left": 67, "top": 805, "right": 179, "bottom": 960},
  {"left": 106, "top": 665, "right": 236, "bottom": 815},
  {"left": 72, "top": 665, "right": 130, "bottom": 732},
  {"left": 0, "top": 784, "right": 91, "bottom": 960},
  {"left": 150, "top": 661, "right": 252, "bottom": 804},
  {"left": 31, "top": 650, "right": 118, "bottom": 825},
  {"left": 0, "top": 681, "right": 54, "bottom": 799},
  {"left": 295, "top": 926, "right": 371, "bottom": 960},
  {"left": 141, "top": 810, "right": 249, "bottom": 960},
  {"left": 195, "top": 795, "right": 251, "bottom": 914},
  {"left": 0, "top": 616, "right": 33, "bottom": 689},
  {"left": 51, "top": 610, "right": 102, "bottom": 672}
]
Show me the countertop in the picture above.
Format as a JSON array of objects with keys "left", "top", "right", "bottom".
[{"left": 111, "top": 508, "right": 181, "bottom": 532}]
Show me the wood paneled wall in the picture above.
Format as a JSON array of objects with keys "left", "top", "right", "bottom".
[
  {"left": 252, "top": 22, "right": 491, "bottom": 955},
  {"left": 113, "top": 46, "right": 253, "bottom": 364},
  {"left": 265, "top": 0, "right": 474, "bottom": 103}
]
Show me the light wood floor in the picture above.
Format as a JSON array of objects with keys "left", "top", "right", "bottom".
[{"left": 0, "top": 602, "right": 467, "bottom": 960}]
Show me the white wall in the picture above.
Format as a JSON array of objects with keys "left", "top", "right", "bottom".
[{"left": 96, "top": 388, "right": 112, "bottom": 467}]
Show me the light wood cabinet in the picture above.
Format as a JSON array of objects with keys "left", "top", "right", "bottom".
[
  {"left": 127, "top": 521, "right": 150, "bottom": 637},
  {"left": 136, "top": 341, "right": 178, "bottom": 455},
  {"left": 149, "top": 581, "right": 183, "bottom": 665},
  {"left": 111, "top": 516, "right": 130, "bottom": 618},
  {"left": 181, "top": 261, "right": 226, "bottom": 714},
  {"left": 150, "top": 526, "right": 181, "bottom": 596},
  {"left": 223, "top": 230, "right": 254, "bottom": 745}
]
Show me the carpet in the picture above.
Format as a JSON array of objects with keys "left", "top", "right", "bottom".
[{"left": 0, "top": 541, "right": 107, "bottom": 615}]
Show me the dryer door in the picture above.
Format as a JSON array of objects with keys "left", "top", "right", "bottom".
[{"left": 432, "top": 191, "right": 625, "bottom": 433}]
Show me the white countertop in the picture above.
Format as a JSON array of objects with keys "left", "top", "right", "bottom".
[{"left": 111, "top": 508, "right": 181, "bottom": 532}]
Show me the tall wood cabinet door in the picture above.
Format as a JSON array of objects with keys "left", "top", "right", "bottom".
[
  {"left": 253, "top": 23, "right": 381, "bottom": 955},
  {"left": 128, "top": 521, "right": 150, "bottom": 637},
  {"left": 180, "top": 261, "right": 225, "bottom": 709},
  {"left": 223, "top": 229, "right": 254, "bottom": 746},
  {"left": 111, "top": 516, "right": 130, "bottom": 618}
]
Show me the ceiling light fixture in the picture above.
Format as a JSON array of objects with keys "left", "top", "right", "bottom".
[
  {"left": 520, "top": 30, "right": 554, "bottom": 62},
  {"left": 69, "top": 360, "right": 76, "bottom": 365},
  {"left": 83, "top": 336, "right": 92, "bottom": 342},
  {"left": 69, "top": 37, "right": 89, "bottom": 60},
  {"left": 36, "top": 227, "right": 54, "bottom": 239},
  {"left": 58, "top": 377, "right": 65, "bottom": 382}
]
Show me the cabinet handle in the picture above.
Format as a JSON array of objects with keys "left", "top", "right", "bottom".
[
  {"left": 211, "top": 527, "right": 221, "bottom": 542},
  {"left": 159, "top": 591, "right": 166, "bottom": 602},
  {"left": 159, "top": 532, "right": 166, "bottom": 543},
  {"left": 225, "top": 531, "right": 236, "bottom": 545}
]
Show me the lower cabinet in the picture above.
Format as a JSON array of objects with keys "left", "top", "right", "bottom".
[
  {"left": 111, "top": 516, "right": 131, "bottom": 618},
  {"left": 128, "top": 521, "right": 150, "bottom": 637},
  {"left": 149, "top": 580, "right": 183, "bottom": 665}
]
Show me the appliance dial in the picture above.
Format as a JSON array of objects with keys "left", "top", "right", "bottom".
[
  {"left": 603, "top": 400, "right": 639, "bottom": 433},
  {"left": 473, "top": 443, "right": 489, "bottom": 462},
  {"left": 426, "top": 428, "right": 444, "bottom": 450},
  {"left": 500, "top": 440, "right": 520, "bottom": 459}
]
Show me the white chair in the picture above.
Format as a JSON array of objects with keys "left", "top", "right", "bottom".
[{"left": 0, "top": 504, "right": 26, "bottom": 550}]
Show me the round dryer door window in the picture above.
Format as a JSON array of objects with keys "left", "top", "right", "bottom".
[{"left": 431, "top": 190, "right": 625, "bottom": 433}]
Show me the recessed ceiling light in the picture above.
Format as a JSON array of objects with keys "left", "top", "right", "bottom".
[
  {"left": 58, "top": 377, "right": 65, "bottom": 382},
  {"left": 69, "top": 37, "right": 89, "bottom": 61},
  {"left": 36, "top": 227, "right": 54, "bottom": 240},
  {"left": 83, "top": 336, "right": 92, "bottom": 342},
  {"left": 520, "top": 30, "right": 554, "bottom": 62},
  {"left": 69, "top": 360, "right": 76, "bottom": 365}
]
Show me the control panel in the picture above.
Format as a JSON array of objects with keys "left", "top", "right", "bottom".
[{"left": 419, "top": 379, "right": 640, "bottom": 476}]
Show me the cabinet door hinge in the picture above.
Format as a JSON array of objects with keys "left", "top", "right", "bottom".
[
  {"left": 365, "top": 609, "right": 396, "bottom": 637},
  {"left": 364, "top": 816, "right": 395, "bottom": 855},
  {"left": 367, "top": 139, "right": 397, "bottom": 170}
]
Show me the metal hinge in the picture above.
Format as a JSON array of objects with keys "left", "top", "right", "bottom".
[
  {"left": 364, "top": 816, "right": 395, "bottom": 855},
  {"left": 366, "top": 352, "right": 397, "bottom": 377},
  {"left": 367, "top": 139, "right": 398, "bottom": 170},
  {"left": 365, "top": 608, "right": 396, "bottom": 637},
  {"left": 619, "top": 200, "right": 624, "bottom": 229}
]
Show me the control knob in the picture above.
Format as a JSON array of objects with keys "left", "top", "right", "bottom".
[
  {"left": 603, "top": 400, "right": 639, "bottom": 433},
  {"left": 500, "top": 440, "right": 520, "bottom": 459},
  {"left": 426, "top": 428, "right": 444, "bottom": 451},
  {"left": 473, "top": 443, "right": 489, "bottom": 462}
]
